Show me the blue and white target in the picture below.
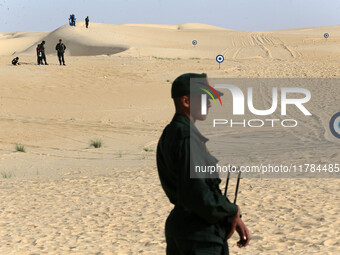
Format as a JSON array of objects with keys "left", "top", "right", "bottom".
[
  {"left": 216, "top": 54, "right": 224, "bottom": 63},
  {"left": 330, "top": 112, "right": 340, "bottom": 139},
  {"left": 192, "top": 40, "right": 197, "bottom": 46},
  {"left": 324, "top": 33, "right": 329, "bottom": 39}
]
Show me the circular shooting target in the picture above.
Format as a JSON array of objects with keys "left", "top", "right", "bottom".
[
  {"left": 324, "top": 33, "right": 329, "bottom": 39},
  {"left": 192, "top": 40, "right": 197, "bottom": 45},
  {"left": 329, "top": 112, "right": 340, "bottom": 139},
  {"left": 216, "top": 54, "right": 224, "bottom": 63}
]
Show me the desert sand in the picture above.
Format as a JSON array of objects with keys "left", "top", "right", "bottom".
[{"left": 0, "top": 22, "right": 339, "bottom": 254}]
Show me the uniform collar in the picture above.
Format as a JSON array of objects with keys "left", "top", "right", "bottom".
[{"left": 172, "top": 113, "right": 209, "bottom": 143}]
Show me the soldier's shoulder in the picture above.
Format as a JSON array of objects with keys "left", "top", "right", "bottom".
[{"left": 165, "top": 118, "right": 190, "bottom": 140}]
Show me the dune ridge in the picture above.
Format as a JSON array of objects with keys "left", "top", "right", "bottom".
[
  {"left": 123, "top": 22, "right": 230, "bottom": 30},
  {"left": 0, "top": 22, "right": 339, "bottom": 59}
]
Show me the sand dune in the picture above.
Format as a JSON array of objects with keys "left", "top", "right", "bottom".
[
  {"left": 123, "top": 23, "right": 229, "bottom": 30},
  {"left": 0, "top": 22, "right": 337, "bottom": 60},
  {"left": 0, "top": 31, "right": 47, "bottom": 55},
  {"left": 0, "top": 22, "right": 339, "bottom": 254},
  {"left": 20, "top": 24, "right": 129, "bottom": 56}
]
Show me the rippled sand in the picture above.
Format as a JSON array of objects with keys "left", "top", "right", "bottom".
[{"left": 0, "top": 22, "right": 339, "bottom": 254}]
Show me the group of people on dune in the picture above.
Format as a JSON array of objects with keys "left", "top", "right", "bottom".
[
  {"left": 12, "top": 39, "right": 67, "bottom": 66},
  {"left": 36, "top": 39, "right": 66, "bottom": 66},
  {"left": 12, "top": 15, "right": 90, "bottom": 66}
]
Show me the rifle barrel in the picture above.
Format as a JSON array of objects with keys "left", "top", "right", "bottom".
[
  {"left": 234, "top": 170, "right": 242, "bottom": 204},
  {"left": 224, "top": 171, "right": 231, "bottom": 196}
]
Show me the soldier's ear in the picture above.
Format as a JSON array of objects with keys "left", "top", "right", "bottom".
[{"left": 182, "top": 95, "right": 190, "bottom": 108}]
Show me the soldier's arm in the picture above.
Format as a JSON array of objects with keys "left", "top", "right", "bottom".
[{"left": 176, "top": 137, "right": 239, "bottom": 224}]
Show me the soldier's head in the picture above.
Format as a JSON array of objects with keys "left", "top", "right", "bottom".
[
  {"left": 171, "top": 73, "right": 222, "bottom": 122},
  {"left": 42, "top": 40, "right": 45, "bottom": 45},
  {"left": 59, "top": 39, "right": 62, "bottom": 43}
]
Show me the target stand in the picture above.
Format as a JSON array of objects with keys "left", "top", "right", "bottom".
[{"left": 216, "top": 54, "right": 224, "bottom": 69}]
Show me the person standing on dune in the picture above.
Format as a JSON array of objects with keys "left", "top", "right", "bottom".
[
  {"left": 39, "top": 41, "right": 48, "bottom": 65},
  {"left": 36, "top": 44, "right": 42, "bottom": 65},
  {"left": 156, "top": 73, "right": 250, "bottom": 255},
  {"left": 70, "top": 14, "right": 76, "bottom": 26},
  {"left": 85, "top": 16, "right": 89, "bottom": 28},
  {"left": 55, "top": 39, "right": 66, "bottom": 66}
]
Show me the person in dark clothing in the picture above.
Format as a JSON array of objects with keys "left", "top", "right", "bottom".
[
  {"left": 71, "top": 14, "right": 76, "bottom": 26},
  {"left": 12, "top": 57, "right": 20, "bottom": 65},
  {"left": 55, "top": 39, "right": 66, "bottom": 65},
  {"left": 85, "top": 16, "right": 89, "bottom": 28},
  {"left": 156, "top": 73, "right": 250, "bottom": 255},
  {"left": 36, "top": 44, "right": 42, "bottom": 65},
  {"left": 39, "top": 41, "right": 48, "bottom": 65}
]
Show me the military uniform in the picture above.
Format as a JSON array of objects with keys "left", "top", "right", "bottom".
[
  {"left": 85, "top": 16, "right": 89, "bottom": 28},
  {"left": 12, "top": 57, "right": 19, "bottom": 66},
  {"left": 56, "top": 42, "right": 66, "bottom": 65},
  {"left": 39, "top": 42, "right": 48, "bottom": 65},
  {"left": 157, "top": 73, "right": 238, "bottom": 255}
]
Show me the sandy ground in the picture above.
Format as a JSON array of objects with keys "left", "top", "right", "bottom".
[{"left": 0, "top": 22, "right": 339, "bottom": 254}]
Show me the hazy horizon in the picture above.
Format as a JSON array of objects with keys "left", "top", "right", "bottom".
[{"left": 1, "top": 0, "right": 340, "bottom": 33}]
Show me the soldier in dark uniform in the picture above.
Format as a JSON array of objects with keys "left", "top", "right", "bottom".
[
  {"left": 85, "top": 16, "right": 89, "bottom": 28},
  {"left": 11, "top": 57, "right": 20, "bottom": 65},
  {"left": 156, "top": 73, "right": 250, "bottom": 255},
  {"left": 55, "top": 39, "right": 66, "bottom": 65},
  {"left": 36, "top": 44, "right": 41, "bottom": 65},
  {"left": 39, "top": 41, "right": 48, "bottom": 65}
]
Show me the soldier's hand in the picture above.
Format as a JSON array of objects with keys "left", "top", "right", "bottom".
[
  {"left": 225, "top": 205, "right": 240, "bottom": 240},
  {"left": 236, "top": 218, "right": 250, "bottom": 248}
]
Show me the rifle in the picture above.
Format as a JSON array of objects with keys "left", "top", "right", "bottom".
[{"left": 223, "top": 168, "right": 242, "bottom": 236}]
